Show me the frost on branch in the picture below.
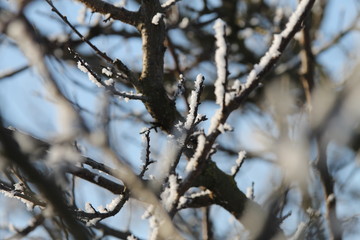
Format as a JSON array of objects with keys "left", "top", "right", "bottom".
[
  {"left": 244, "top": 34, "right": 282, "bottom": 89},
  {"left": 152, "top": 13, "right": 164, "bottom": 25},
  {"left": 230, "top": 150, "right": 246, "bottom": 176},
  {"left": 141, "top": 205, "right": 159, "bottom": 240},
  {"left": 243, "top": 0, "right": 312, "bottom": 90},
  {"left": 184, "top": 74, "right": 205, "bottom": 130},
  {"left": 77, "top": 61, "right": 103, "bottom": 88},
  {"left": 186, "top": 134, "right": 206, "bottom": 172},
  {"left": 213, "top": 18, "right": 227, "bottom": 107},
  {"left": 160, "top": 174, "right": 179, "bottom": 211},
  {"left": 161, "top": 0, "right": 178, "bottom": 9},
  {"left": 106, "top": 195, "right": 123, "bottom": 211}
]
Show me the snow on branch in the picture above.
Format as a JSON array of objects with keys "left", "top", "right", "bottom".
[
  {"left": 161, "top": 0, "right": 181, "bottom": 10},
  {"left": 242, "top": 0, "right": 314, "bottom": 90},
  {"left": 141, "top": 205, "right": 160, "bottom": 240},
  {"left": 184, "top": 74, "right": 205, "bottom": 130},
  {"left": 152, "top": 13, "right": 164, "bottom": 25},
  {"left": 186, "top": 133, "right": 206, "bottom": 172},
  {"left": 230, "top": 150, "right": 246, "bottom": 177},
  {"left": 160, "top": 174, "right": 179, "bottom": 211},
  {"left": 173, "top": 74, "right": 185, "bottom": 100},
  {"left": 72, "top": 49, "right": 145, "bottom": 101},
  {"left": 46, "top": 0, "right": 137, "bottom": 85},
  {"left": 213, "top": 18, "right": 228, "bottom": 107}
]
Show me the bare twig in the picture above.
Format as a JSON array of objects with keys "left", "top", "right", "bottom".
[
  {"left": 6, "top": 214, "right": 45, "bottom": 240},
  {"left": 139, "top": 128, "right": 155, "bottom": 178},
  {"left": 202, "top": 207, "right": 213, "bottom": 240},
  {"left": 66, "top": 166, "right": 125, "bottom": 195},
  {"left": 74, "top": 0, "right": 140, "bottom": 26},
  {"left": 299, "top": 16, "right": 315, "bottom": 107},
  {"left": 0, "top": 65, "right": 28, "bottom": 80}
]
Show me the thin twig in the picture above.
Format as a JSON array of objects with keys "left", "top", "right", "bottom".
[{"left": 0, "top": 65, "right": 28, "bottom": 80}]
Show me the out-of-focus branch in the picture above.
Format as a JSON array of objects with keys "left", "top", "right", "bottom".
[
  {"left": 202, "top": 207, "right": 213, "bottom": 240},
  {"left": 0, "top": 126, "right": 91, "bottom": 239},
  {"left": 0, "top": 65, "right": 28, "bottom": 80},
  {"left": 316, "top": 140, "right": 343, "bottom": 240},
  {"left": 314, "top": 12, "right": 360, "bottom": 55},
  {"left": 5, "top": 214, "right": 45, "bottom": 240},
  {"left": 94, "top": 222, "right": 143, "bottom": 240},
  {"left": 299, "top": 16, "right": 315, "bottom": 107}
]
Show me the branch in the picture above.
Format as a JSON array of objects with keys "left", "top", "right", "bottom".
[
  {"left": 298, "top": 15, "right": 315, "bottom": 107},
  {"left": 0, "top": 65, "right": 28, "bottom": 80},
  {"left": 94, "top": 222, "right": 144, "bottom": 240},
  {"left": 75, "top": 0, "right": 140, "bottom": 26},
  {"left": 45, "top": 0, "right": 138, "bottom": 86},
  {"left": 316, "top": 140, "right": 343, "bottom": 240},
  {"left": 71, "top": 49, "right": 145, "bottom": 100},
  {"left": 1, "top": 11, "right": 91, "bottom": 238},
  {"left": 135, "top": 1, "right": 182, "bottom": 132},
  {"left": 0, "top": 126, "right": 91, "bottom": 239},
  {"left": 161, "top": 0, "right": 182, "bottom": 10},
  {"left": 0, "top": 180, "right": 46, "bottom": 208},
  {"left": 5, "top": 214, "right": 45, "bottom": 240},
  {"left": 173, "top": 1, "right": 315, "bottom": 238},
  {"left": 66, "top": 166, "right": 125, "bottom": 195},
  {"left": 208, "top": 0, "right": 316, "bottom": 140}
]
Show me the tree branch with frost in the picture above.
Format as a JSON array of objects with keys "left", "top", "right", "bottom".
[
  {"left": 185, "top": 133, "right": 207, "bottom": 173},
  {"left": 207, "top": 0, "right": 315, "bottom": 138},
  {"left": 184, "top": 74, "right": 205, "bottom": 130},
  {"left": 237, "top": 0, "right": 315, "bottom": 94},
  {"left": 161, "top": 0, "right": 182, "bottom": 10},
  {"left": 177, "top": 189, "right": 214, "bottom": 210},
  {"left": 139, "top": 128, "right": 155, "bottom": 178},
  {"left": 49, "top": 0, "right": 181, "bottom": 132},
  {"left": 90, "top": 143, "right": 183, "bottom": 239},
  {"left": 75, "top": 194, "right": 128, "bottom": 224},
  {"left": 72, "top": 49, "right": 145, "bottom": 101},
  {"left": 0, "top": 181, "right": 46, "bottom": 208},
  {"left": 45, "top": 0, "right": 138, "bottom": 86},
  {"left": 0, "top": 126, "right": 91, "bottom": 239},
  {"left": 173, "top": 74, "right": 185, "bottom": 100},
  {"left": 168, "top": 2, "right": 316, "bottom": 236},
  {"left": 6, "top": 214, "right": 45, "bottom": 240},
  {"left": 230, "top": 150, "right": 246, "bottom": 178},
  {"left": 208, "top": 18, "right": 230, "bottom": 134},
  {"left": 168, "top": 132, "right": 208, "bottom": 216},
  {"left": 161, "top": 174, "right": 179, "bottom": 212},
  {"left": 213, "top": 19, "right": 228, "bottom": 108}
]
